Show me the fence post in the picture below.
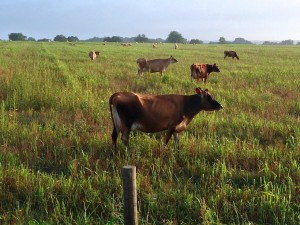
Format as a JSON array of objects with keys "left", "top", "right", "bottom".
[{"left": 122, "top": 165, "right": 138, "bottom": 225}]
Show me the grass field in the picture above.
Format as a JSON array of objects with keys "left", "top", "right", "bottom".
[{"left": 0, "top": 41, "right": 299, "bottom": 224}]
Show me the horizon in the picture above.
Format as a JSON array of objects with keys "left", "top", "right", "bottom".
[{"left": 2, "top": 34, "right": 298, "bottom": 44}]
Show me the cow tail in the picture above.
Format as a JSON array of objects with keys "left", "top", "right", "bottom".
[
  {"left": 109, "top": 95, "right": 116, "bottom": 130},
  {"left": 109, "top": 95, "right": 119, "bottom": 149}
]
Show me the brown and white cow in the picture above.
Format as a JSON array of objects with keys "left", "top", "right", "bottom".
[
  {"left": 224, "top": 51, "right": 239, "bottom": 60},
  {"left": 190, "top": 63, "right": 220, "bottom": 83},
  {"left": 89, "top": 51, "right": 100, "bottom": 60},
  {"left": 109, "top": 87, "right": 223, "bottom": 149},
  {"left": 136, "top": 56, "right": 178, "bottom": 76}
]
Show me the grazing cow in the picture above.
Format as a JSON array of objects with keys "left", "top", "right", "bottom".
[
  {"left": 175, "top": 43, "right": 178, "bottom": 49},
  {"left": 136, "top": 56, "right": 178, "bottom": 76},
  {"left": 153, "top": 44, "right": 158, "bottom": 48},
  {"left": 191, "top": 63, "right": 220, "bottom": 83},
  {"left": 109, "top": 87, "right": 222, "bottom": 149},
  {"left": 224, "top": 51, "right": 239, "bottom": 60},
  {"left": 89, "top": 51, "right": 100, "bottom": 60}
]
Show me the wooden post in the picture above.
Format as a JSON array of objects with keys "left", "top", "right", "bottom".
[{"left": 122, "top": 166, "right": 138, "bottom": 225}]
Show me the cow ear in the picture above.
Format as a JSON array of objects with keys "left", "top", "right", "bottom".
[{"left": 195, "top": 87, "right": 202, "bottom": 94}]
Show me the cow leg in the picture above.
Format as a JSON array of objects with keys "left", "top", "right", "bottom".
[
  {"left": 121, "top": 129, "right": 130, "bottom": 147},
  {"left": 112, "top": 126, "right": 119, "bottom": 150},
  {"left": 164, "top": 129, "right": 174, "bottom": 146},
  {"left": 173, "top": 132, "right": 180, "bottom": 149},
  {"left": 138, "top": 68, "right": 142, "bottom": 76}
]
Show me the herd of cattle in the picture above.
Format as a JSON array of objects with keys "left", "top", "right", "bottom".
[
  {"left": 89, "top": 48, "right": 239, "bottom": 149},
  {"left": 90, "top": 50, "right": 239, "bottom": 83}
]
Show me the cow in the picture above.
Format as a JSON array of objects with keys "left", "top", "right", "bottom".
[
  {"left": 175, "top": 43, "right": 178, "bottom": 49},
  {"left": 89, "top": 51, "right": 100, "bottom": 60},
  {"left": 224, "top": 51, "right": 239, "bottom": 60},
  {"left": 109, "top": 87, "right": 223, "bottom": 149},
  {"left": 190, "top": 63, "right": 220, "bottom": 83},
  {"left": 136, "top": 56, "right": 178, "bottom": 76}
]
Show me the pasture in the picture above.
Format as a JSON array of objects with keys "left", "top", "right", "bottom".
[{"left": 0, "top": 41, "right": 299, "bottom": 224}]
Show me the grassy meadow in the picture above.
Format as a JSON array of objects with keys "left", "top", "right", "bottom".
[{"left": 0, "top": 41, "right": 299, "bottom": 224}]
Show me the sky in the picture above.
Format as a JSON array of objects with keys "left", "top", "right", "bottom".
[{"left": 1, "top": 0, "right": 300, "bottom": 42}]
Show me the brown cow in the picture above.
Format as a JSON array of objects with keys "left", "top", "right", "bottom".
[
  {"left": 89, "top": 51, "right": 100, "bottom": 60},
  {"left": 190, "top": 63, "right": 220, "bottom": 83},
  {"left": 109, "top": 87, "right": 223, "bottom": 149},
  {"left": 224, "top": 51, "right": 239, "bottom": 60},
  {"left": 136, "top": 56, "right": 178, "bottom": 76}
]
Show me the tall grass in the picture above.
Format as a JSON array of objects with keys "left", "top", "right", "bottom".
[{"left": 0, "top": 41, "right": 299, "bottom": 224}]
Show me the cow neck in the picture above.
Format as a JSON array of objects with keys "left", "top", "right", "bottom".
[
  {"left": 184, "top": 94, "right": 203, "bottom": 117},
  {"left": 207, "top": 64, "right": 213, "bottom": 74}
]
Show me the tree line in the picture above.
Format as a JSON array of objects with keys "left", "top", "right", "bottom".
[
  {"left": 5, "top": 32, "right": 300, "bottom": 45},
  {"left": 7, "top": 33, "right": 79, "bottom": 42}
]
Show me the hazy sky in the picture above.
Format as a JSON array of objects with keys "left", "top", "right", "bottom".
[{"left": 1, "top": 0, "right": 300, "bottom": 41}]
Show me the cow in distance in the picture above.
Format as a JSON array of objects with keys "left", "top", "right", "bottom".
[
  {"left": 190, "top": 63, "right": 220, "bottom": 83},
  {"left": 89, "top": 51, "right": 100, "bottom": 60},
  {"left": 224, "top": 51, "right": 239, "bottom": 60},
  {"left": 136, "top": 56, "right": 178, "bottom": 76}
]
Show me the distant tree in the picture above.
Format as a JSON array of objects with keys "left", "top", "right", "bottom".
[
  {"left": 154, "top": 38, "right": 164, "bottom": 43},
  {"left": 38, "top": 38, "right": 51, "bottom": 42},
  {"left": 103, "top": 36, "right": 122, "bottom": 42},
  {"left": 262, "top": 40, "right": 294, "bottom": 45},
  {"left": 103, "top": 37, "right": 111, "bottom": 42},
  {"left": 27, "top": 37, "right": 36, "bottom": 41},
  {"left": 219, "top": 37, "right": 227, "bottom": 44},
  {"left": 232, "top": 37, "right": 253, "bottom": 44},
  {"left": 9, "top": 33, "right": 26, "bottom": 41},
  {"left": 111, "top": 36, "right": 122, "bottom": 42},
  {"left": 297, "top": 41, "right": 300, "bottom": 45},
  {"left": 166, "top": 31, "right": 186, "bottom": 43},
  {"left": 54, "top": 35, "right": 67, "bottom": 42},
  {"left": 85, "top": 37, "right": 103, "bottom": 42},
  {"left": 262, "top": 41, "right": 277, "bottom": 45},
  {"left": 280, "top": 39, "right": 294, "bottom": 45},
  {"left": 189, "top": 39, "right": 203, "bottom": 44},
  {"left": 67, "top": 36, "right": 79, "bottom": 42},
  {"left": 135, "top": 34, "right": 149, "bottom": 43}
]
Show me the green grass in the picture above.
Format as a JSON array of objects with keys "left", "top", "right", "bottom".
[{"left": 0, "top": 41, "right": 299, "bottom": 224}]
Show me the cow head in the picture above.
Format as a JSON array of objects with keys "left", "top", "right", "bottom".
[
  {"left": 212, "top": 64, "right": 220, "bottom": 72},
  {"left": 170, "top": 56, "right": 178, "bottom": 63},
  {"left": 95, "top": 51, "right": 100, "bottom": 56},
  {"left": 195, "top": 87, "right": 223, "bottom": 111}
]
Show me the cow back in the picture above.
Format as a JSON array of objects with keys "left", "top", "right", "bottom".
[{"left": 191, "top": 64, "right": 208, "bottom": 79}]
